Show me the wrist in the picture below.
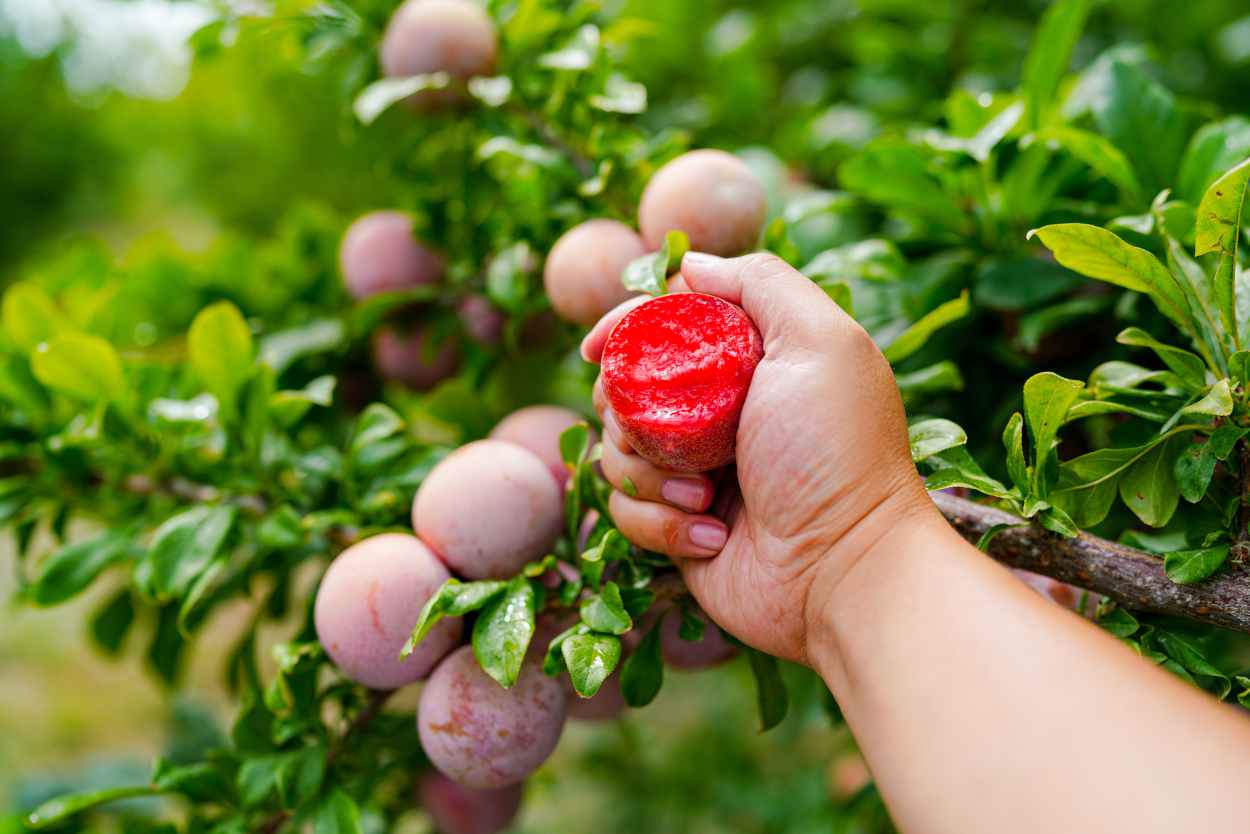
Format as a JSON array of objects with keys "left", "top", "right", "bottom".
[{"left": 802, "top": 484, "right": 959, "bottom": 687}]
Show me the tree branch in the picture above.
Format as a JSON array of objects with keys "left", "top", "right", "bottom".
[{"left": 931, "top": 491, "right": 1250, "bottom": 632}]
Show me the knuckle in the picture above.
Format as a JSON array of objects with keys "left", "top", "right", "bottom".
[{"left": 738, "top": 251, "right": 791, "bottom": 282}]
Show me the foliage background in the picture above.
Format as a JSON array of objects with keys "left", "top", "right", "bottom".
[{"left": 6, "top": 0, "right": 1250, "bottom": 831}]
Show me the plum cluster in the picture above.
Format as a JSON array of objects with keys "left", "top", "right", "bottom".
[{"left": 321, "top": 4, "right": 771, "bottom": 830}]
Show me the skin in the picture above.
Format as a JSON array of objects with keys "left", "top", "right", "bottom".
[
  {"left": 583, "top": 251, "right": 1250, "bottom": 834},
  {"left": 488, "top": 404, "right": 596, "bottom": 486},
  {"left": 418, "top": 646, "right": 567, "bottom": 789},
  {"left": 638, "top": 150, "right": 767, "bottom": 256},
  {"left": 543, "top": 219, "right": 646, "bottom": 327},
  {"left": 313, "top": 533, "right": 462, "bottom": 689},
  {"left": 340, "top": 211, "right": 444, "bottom": 299},
  {"left": 413, "top": 440, "right": 564, "bottom": 579}
]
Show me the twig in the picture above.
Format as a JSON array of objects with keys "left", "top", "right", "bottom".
[{"left": 931, "top": 491, "right": 1250, "bottom": 632}]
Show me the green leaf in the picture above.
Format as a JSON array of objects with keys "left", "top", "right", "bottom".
[
  {"left": 745, "top": 648, "right": 789, "bottom": 732},
  {"left": 580, "top": 581, "right": 633, "bottom": 634},
  {"left": 2, "top": 282, "right": 70, "bottom": 353},
  {"left": 622, "top": 251, "right": 667, "bottom": 296},
  {"left": 895, "top": 361, "right": 964, "bottom": 397},
  {"left": 1093, "top": 59, "right": 1189, "bottom": 193},
  {"left": 353, "top": 73, "right": 450, "bottom": 123},
  {"left": 881, "top": 291, "right": 969, "bottom": 364},
  {"left": 1021, "top": 0, "right": 1090, "bottom": 128},
  {"left": 25, "top": 786, "right": 154, "bottom": 829},
  {"left": 923, "top": 447, "right": 1014, "bottom": 500},
  {"left": 1177, "top": 117, "right": 1250, "bottom": 202},
  {"left": 31, "top": 333, "right": 129, "bottom": 406},
  {"left": 1178, "top": 379, "right": 1232, "bottom": 418},
  {"left": 562, "top": 633, "right": 622, "bottom": 698},
  {"left": 839, "top": 140, "right": 969, "bottom": 233},
  {"left": 270, "top": 375, "right": 336, "bottom": 426},
  {"left": 620, "top": 620, "right": 663, "bottom": 707},
  {"left": 1195, "top": 157, "right": 1250, "bottom": 345},
  {"left": 908, "top": 418, "right": 967, "bottom": 463},
  {"left": 90, "top": 588, "right": 135, "bottom": 655},
  {"left": 1152, "top": 631, "right": 1230, "bottom": 696},
  {"left": 1022, "top": 372, "right": 1085, "bottom": 497},
  {"left": 1174, "top": 441, "right": 1217, "bottom": 504},
  {"left": 259, "top": 318, "right": 344, "bottom": 375},
  {"left": 314, "top": 788, "right": 363, "bottom": 834},
  {"left": 1002, "top": 412, "right": 1028, "bottom": 492},
  {"left": 472, "top": 577, "right": 537, "bottom": 689},
  {"left": 1164, "top": 545, "right": 1229, "bottom": 584},
  {"left": 1051, "top": 442, "right": 1156, "bottom": 528},
  {"left": 662, "top": 230, "right": 690, "bottom": 273},
  {"left": 559, "top": 422, "right": 591, "bottom": 468},
  {"left": 1031, "top": 126, "right": 1140, "bottom": 199},
  {"left": 1027, "top": 225, "right": 1189, "bottom": 333},
  {"left": 30, "top": 529, "right": 132, "bottom": 606},
  {"left": 1098, "top": 606, "right": 1140, "bottom": 638},
  {"left": 403, "top": 579, "right": 507, "bottom": 656},
  {"left": 486, "top": 242, "right": 534, "bottom": 314},
  {"left": 1115, "top": 328, "right": 1207, "bottom": 391},
  {"left": 143, "top": 505, "right": 237, "bottom": 601},
  {"left": 1118, "top": 435, "right": 1184, "bottom": 527},
  {"left": 188, "top": 302, "right": 255, "bottom": 420}
]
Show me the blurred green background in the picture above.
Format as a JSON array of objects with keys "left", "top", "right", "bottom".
[{"left": 5, "top": 0, "right": 1250, "bottom": 831}]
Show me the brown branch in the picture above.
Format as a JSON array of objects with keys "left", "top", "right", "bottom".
[{"left": 931, "top": 491, "right": 1250, "bottom": 632}]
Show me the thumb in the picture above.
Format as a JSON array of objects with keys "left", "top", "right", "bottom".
[{"left": 680, "top": 251, "right": 855, "bottom": 351}]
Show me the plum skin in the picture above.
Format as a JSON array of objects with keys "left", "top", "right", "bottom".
[
  {"left": 371, "top": 324, "right": 460, "bottom": 391},
  {"left": 313, "top": 533, "right": 462, "bottom": 690},
  {"left": 488, "top": 405, "right": 596, "bottom": 486},
  {"left": 340, "top": 211, "right": 444, "bottom": 299},
  {"left": 412, "top": 440, "right": 564, "bottom": 579},
  {"left": 416, "top": 772, "right": 522, "bottom": 834},
  {"left": 638, "top": 149, "right": 767, "bottom": 256},
  {"left": 543, "top": 219, "right": 646, "bottom": 327},
  {"left": 418, "top": 645, "right": 568, "bottom": 789},
  {"left": 660, "top": 606, "right": 736, "bottom": 670},
  {"left": 380, "top": 0, "right": 498, "bottom": 108}
]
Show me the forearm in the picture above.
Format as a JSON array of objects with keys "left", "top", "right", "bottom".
[{"left": 808, "top": 501, "right": 1250, "bottom": 833}]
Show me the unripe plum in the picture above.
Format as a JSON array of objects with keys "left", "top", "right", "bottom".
[
  {"left": 457, "top": 294, "right": 504, "bottom": 345},
  {"left": 661, "top": 607, "right": 736, "bottom": 670},
  {"left": 314, "top": 533, "right": 462, "bottom": 690},
  {"left": 380, "top": 0, "right": 498, "bottom": 109},
  {"left": 638, "top": 149, "right": 767, "bottom": 256},
  {"left": 412, "top": 440, "right": 564, "bottom": 579},
  {"left": 372, "top": 324, "right": 460, "bottom": 391},
  {"left": 600, "top": 293, "right": 763, "bottom": 472},
  {"left": 416, "top": 772, "right": 522, "bottom": 834},
  {"left": 488, "top": 405, "right": 596, "bottom": 486},
  {"left": 340, "top": 211, "right": 444, "bottom": 299},
  {"left": 418, "top": 646, "right": 567, "bottom": 789},
  {"left": 543, "top": 219, "right": 646, "bottom": 327}
]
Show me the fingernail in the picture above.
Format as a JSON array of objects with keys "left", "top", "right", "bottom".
[
  {"left": 683, "top": 251, "right": 723, "bottom": 270},
  {"left": 662, "top": 478, "right": 710, "bottom": 512},
  {"left": 689, "top": 521, "right": 728, "bottom": 551}
]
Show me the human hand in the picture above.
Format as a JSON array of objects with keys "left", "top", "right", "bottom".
[{"left": 582, "top": 251, "right": 939, "bottom": 664}]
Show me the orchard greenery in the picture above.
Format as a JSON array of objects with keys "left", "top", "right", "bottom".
[{"left": 8, "top": 0, "right": 1250, "bottom": 832}]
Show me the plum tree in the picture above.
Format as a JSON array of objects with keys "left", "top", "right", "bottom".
[
  {"left": 416, "top": 772, "right": 523, "bottom": 834},
  {"left": 418, "top": 646, "right": 567, "bottom": 789},
  {"left": 371, "top": 324, "right": 460, "bottom": 390},
  {"left": 457, "top": 294, "right": 503, "bottom": 345},
  {"left": 638, "top": 149, "right": 766, "bottom": 256},
  {"left": 314, "top": 533, "right": 462, "bottom": 689},
  {"left": 488, "top": 404, "right": 595, "bottom": 485},
  {"left": 661, "top": 607, "right": 736, "bottom": 670},
  {"left": 412, "top": 439, "right": 564, "bottom": 578},
  {"left": 600, "top": 293, "right": 763, "bottom": 472},
  {"left": 339, "top": 211, "right": 444, "bottom": 299},
  {"left": 380, "top": 0, "right": 498, "bottom": 108},
  {"left": 542, "top": 219, "right": 646, "bottom": 327}
]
